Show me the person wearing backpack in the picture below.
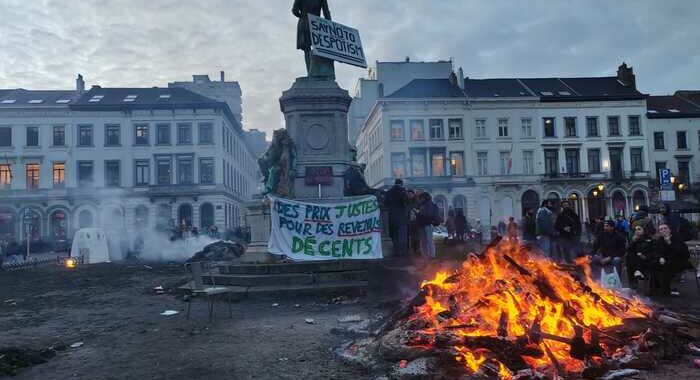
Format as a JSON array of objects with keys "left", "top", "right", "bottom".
[{"left": 417, "top": 192, "right": 438, "bottom": 258}]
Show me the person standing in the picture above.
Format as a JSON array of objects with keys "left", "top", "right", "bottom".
[
  {"left": 522, "top": 209, "right": 537, "bottom": 245},
  {"left": 554, "top": 200, "right": 582, "bottom": 262},
  {"left": 506, "top": 216, "right": 519, "bottom": 242},
  {"left": 536, "top": 200, "right": 555, "bottom": 257},
  {"left": 417, "top": 192, "right": 439, "bottom": 258},
  {"left": 654, "top": 223, "right": 694, "bottom": 296},
  {"left": 446, "top": 209, "right": 456, "bottom": 240},
  {"left": 455, "top": 209, "right": 467, "bottom": 242},
  {"left": 385, "top": 179, "right": 409, "bottom": 257},
  {"left": 498, "top": 219, "right": 507, "bottom": 237}
]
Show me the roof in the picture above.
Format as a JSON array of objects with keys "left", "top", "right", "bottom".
[
  {"left": 464, "top": 78, "right": 532, "bottom": 98},
  {"left": 385, "top": 79, "right": 464, "bottom": 98},
  {"left": 71, "top": 86, "right": 218, "bottom": 107},
  {"left": 0, "top": 89, "right": 79, "bottom": 107},
  {"left": 675, "top": 90, "right": 700, "bottom": 107},
  {"left": 647, "top": 94, "right": 700, "bottom": 118}
]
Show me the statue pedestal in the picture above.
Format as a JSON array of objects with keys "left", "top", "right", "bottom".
[
  {"left": 279, "top": 77, "right": 353, "bottom": 199},
  {"left": 240, "top": 195, "right": 278, "bottom": 264}
]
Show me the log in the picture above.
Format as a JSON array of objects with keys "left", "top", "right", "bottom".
[{"left": 503, "top": 253, "right": 533, "bottom": 276}]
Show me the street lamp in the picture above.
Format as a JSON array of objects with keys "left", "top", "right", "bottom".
[
  {"left": 592, "top": 190, "right": 599, "bottom": 197},
  {"left": 670, "top": 176, "right": 676, "bottom": 184},
  {"left": 597, "top": 184, "right": 604, "bottom": 192},
  {"left": 570, "top": 193, "right": 577, "bottom": 200},
  {"left": 678, "top": 183, "right": 686, "bottom": 191}
]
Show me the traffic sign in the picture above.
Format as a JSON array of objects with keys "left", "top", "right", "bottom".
[{"left": 659, "top": 168, "right": 672, "bottom": 189}]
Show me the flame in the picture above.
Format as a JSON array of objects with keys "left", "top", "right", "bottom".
[
  {"left": 64, "top": 258, "right": 77, "bottom": 269},
  {"left": 408, "top": 241, "right": 652, "bottom": 376}
]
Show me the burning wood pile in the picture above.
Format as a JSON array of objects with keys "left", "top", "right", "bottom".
[{"left": 343, "top": 238, "right": 700, "bottom": 379}]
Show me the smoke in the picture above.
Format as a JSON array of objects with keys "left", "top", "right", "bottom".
[{"left": 137, "top": 230, "right": 217, "bottom": 262}]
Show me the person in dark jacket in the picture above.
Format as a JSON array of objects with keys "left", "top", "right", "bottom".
[
  {"left": 454, "top": 209, "right": 467, "bottom": 242},
  {"left": 554, "top": 200, "right": 582, "bottom": 262},
  {"left": 654, "top": 223, "right": 694, "bottom": 296},
  {"left": 536, "top": 200, "right": 555, "bottom": 257},
  {"left": 591, "top": 220, "right": 626, "bottom": 278},
  {"left": 625, "top": 225, "right": 656, "bottom": 287},
  {"left": 385, "top": 179, "right": 409, "bottom": 256},
  {"left": 417, "top": 192, "right": 437, "bottom": 258},
  {"left": 406, "top": 190, "right": 420, "bottom": 255},
  {"left": 521, "top": 208, "right": 537, "bottom": 244}
]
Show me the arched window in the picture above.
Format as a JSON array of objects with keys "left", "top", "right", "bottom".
[
  {"left": 200, "top": 203, "right": 215, "bottom": 229},
  {"left": 21, "top": 208, "right": 41, "bottom": 241},
  {"left": 612, "top": 191, "right": 626, "bottom": 217},
  {"left": 178, "top": 204, "right": 193, "bottom": 227},
  {"left": 78, "top": 210, "right": 94, "bottom": 229},
  {"left": 521, "top": 190, "right": 539, "bottom": 217},
  {"left": 135, "top": 205, "right": 149, "bottom": 230},
  {"left": 156, "top": 204, "right": 171, "bottom": 230},
  {"left": 632, "top": 190, "right": 647, "bottom": 211},
  {"left": 587, "top": 188, "right": 606, "bottom": 221},
  {"left": 50, "top": 210, "right": 68, "bottom": 240},
  {"left": 102, "top": 206, "right": 124, "bottom": 230}
]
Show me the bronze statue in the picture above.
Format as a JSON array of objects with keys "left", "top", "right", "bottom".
[
  {"left": 259, "top": 129, "right": 297, "bottom": 198},
  {"left": 292, "top": 0, "right": 335, "bottom": 79}
]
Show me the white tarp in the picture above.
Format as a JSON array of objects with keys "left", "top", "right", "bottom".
[
  {"left": 70, "top": 228, "right": 110, "bottom": 264},
  {"left": 268, "top": 195, "right": 382, "bottom": 261}
]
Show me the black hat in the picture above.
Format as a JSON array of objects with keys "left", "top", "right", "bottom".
[{"left": 604, "top": 220, "right": 615, "bottom": 227}]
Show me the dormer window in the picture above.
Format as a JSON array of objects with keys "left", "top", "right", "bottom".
[
  {"left": 28, "top": 99, "right": 43, "bottom": 104},
  {"left": 123, "top": 94, "right": 138, "bottom": 102},
  {"left": 88, "top": 95, "right": 104, "bottom": 102}
]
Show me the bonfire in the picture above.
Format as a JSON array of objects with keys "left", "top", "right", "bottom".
[{"left": 342, "top": 238, "right": 699, "bottom": 379}]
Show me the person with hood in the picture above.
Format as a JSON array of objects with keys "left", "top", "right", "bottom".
[
  {"left": 654, "top": 223, "right": 694, "bottom": 296},
  {"left": 446, "top": 209, "right": 456, "bottom": 240},
  {"left": 536, "top": 200, "right": 555, "bottom": 257},
  {"left": 454, "top": 209, "right": 467, "bottom": 242},
  {"left": 626, "top": 224, "right": 656, "bottom": 288},
  {"left": 417, "top": 192, "right": 438, "bottom": 258},
  {"left": 554, "top": 200, "right": 582, "bottom": 262},
  {"left": 385, "top": 179, "right": 409, "bottom": 256}
]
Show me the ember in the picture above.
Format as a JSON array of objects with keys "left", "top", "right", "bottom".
[{"left": 359, "top": 238, "right": 699, "bottom": 379}]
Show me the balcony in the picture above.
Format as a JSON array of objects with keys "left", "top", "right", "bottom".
[
  {"left": 147, "top": 184, "right": 202, "bottom": 197},
  {"left": 541, "top": 171, "right": 651, "bottom": 182}
]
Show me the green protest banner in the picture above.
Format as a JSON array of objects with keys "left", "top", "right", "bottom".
[{"left": 268, "top": 195, "right": 382, "bottom": 260}]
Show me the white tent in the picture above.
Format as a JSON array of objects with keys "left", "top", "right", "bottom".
[{"left": 70, "top": 228, "right": 110, "bottom": 264}]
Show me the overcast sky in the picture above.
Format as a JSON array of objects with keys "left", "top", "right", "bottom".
[{"left": 1, "top": 0, "right": 699, "bottom": 137}]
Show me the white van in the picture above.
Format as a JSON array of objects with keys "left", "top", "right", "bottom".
[{"left": 70, "top": 228, "right": 111, "bottom": 264}]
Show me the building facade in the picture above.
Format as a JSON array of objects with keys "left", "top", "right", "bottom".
[
  {"left": 355, "top": 63, "right": 652, "bottom": 227},
  {"left": 0, "top": 77, "right": 259, "bottom": 254}
]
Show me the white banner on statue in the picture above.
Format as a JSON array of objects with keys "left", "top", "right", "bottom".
[
  {"left": 307, "top": 14, "right": 367, "bottom": 68},
  {"left": 268, "top": 195, "right": 382, "bottom": 261}
]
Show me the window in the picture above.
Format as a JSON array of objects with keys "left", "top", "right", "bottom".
[
  {"left": 105, "top": 160, "right": 120, "bottom": 187},
  {"left": 198, "top": 122, "right": 213, "bottom": 144},
  {"left": 678, "top": 160, "right": 690, "bottom": 184},
  {"left": 390, "top": 120, "right": 405, "bottom": 141},
  {"left": 78, "top": 125, "right": 93, "bottom": 146},
  {"left": 409, "top": 120, "right": 424, "bottom": 140},
  {"left": 430, "top": 150, "right": 446, "bottom": 176},
  {"left": 177, "top": 123, "right": 193, "bottom": 144},
  {"left": 450, "top": 151, "right": 464, "bottom": 176},
  {"left": 26, "top": 126, "right": 39, "bottom": 146},
  {"left": 77, "top": 161, "right": 93, "bottom": 185},
  {"left": 586, "top": 117, "right": 599, "bottom": 137},
  {"left": 0, "top": 127, "right": 10, "bottom": 147},
  {"left": 523, "top": 151, "right": 534, "bottom": 174},
  {"left": 677, "top": 131, "right": 688, "bottom": 149},
  {"left": 543, "top": 117, "right": 555, "bottom": 137},
  {"left": 53, "top": 126, "right": 65, "bottom": 146},
  {"left": 52, "top": 162, "right": 65, "bottom": 188},
  {"left": 521, "top": 118, "right": 532, "bottom": 137},
  {"left": 410, "top": 150, "right": 426, "bottom": 177},
  {"left": 26, "top": 163, "right": 39, "bottom": 190},
  {"left": 177, "top": 157, "right": 194, "bottom": 184},
  {"left": 630, "top": 147, "right": 643, "bottom": 172},
  {"left": 429, "top": 119, "right": 443, "bottom": 139},
  {"left": 565, "top": 149, "right": 580, "bottom": 174},
  {"left": 0, "top": 164, "right": 11, "bottom": 189},
  {"left": 654, "top": 132, "right": 665, "bottom": 150},
  {"left": 391, "top": 153, "right": 406, "bottom": 178},
  {"left": 135, "top": 160, "right": 150, "bottom": 186},
  {"left": 587, "top": 149, "right": 601, "bottom": 173},
  {"left": 498, "top": 118, "right": 509, "bottom": 137},
  {"left": 477, "top": 152, "right": 488, "bottom": 176},
  {"left": 609, "top": 148, "right": 623, "bottom": 178},
  {"left": 544, "top": 149, "right": 559, "bottom": 175},
  {"left": 134, "top": 124, "right": 149, "bottom": 145},
  {"left": 156, "top": 124, "right": 171, "bottom": 145},
  {"left": 156, "top": 158, "right": 172, "bottom": 185},
  {"left": 628, "top": 116, "right": 641, "bottom": 136},
  {"left": 607, "top": 116, "right": 620, "bottom": 136},
  {"left": 448, "top": 119, "right": 463, "bottom": 139},
  {"left": 200, "top": 158, "right": 215, "bottom": 184},
  {"left": 564, "top": 117, "right": 577, "bottom": 137},
  {"left": 105, "top": 124, "right": 121, "bottom": 146},
  {"left": 655, "top": 162, "right": 667, "bottom": 184},
  {"left": 475, "top": 119, "right": 486, "bottom": 138},
  {"left": 499, "top": 151, "right": 511, "bottom": 174}
]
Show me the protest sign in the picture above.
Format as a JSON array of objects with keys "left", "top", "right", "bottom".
[
  {"left": 308, "top": 14, "right": 367, "bottom": 68},
  {"left": 268, "top": 195, "right": 382, "bottom": 260}
]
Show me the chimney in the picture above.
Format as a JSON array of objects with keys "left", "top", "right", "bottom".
[
  {"left": 617, "top": 62, "right": 636, "bottom": 88},
  {"left": 220, "top": 71, "right": 225, "bottom": 82},
  {"left": 449, "top": 71, "right": 458, "bottom": 87},
  {"left": 76, "top": 74, "right": 85, "bottom": 94},
  {"left": 457, "top": 67, "right": 465, "bottom": 89},
  {"left": 405, "top": 56, "right": 410, "bottom": 63}
]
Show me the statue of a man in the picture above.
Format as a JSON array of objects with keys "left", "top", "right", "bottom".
[{"left": 292, "top": 0, "right": 335, "bottom": 79}]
